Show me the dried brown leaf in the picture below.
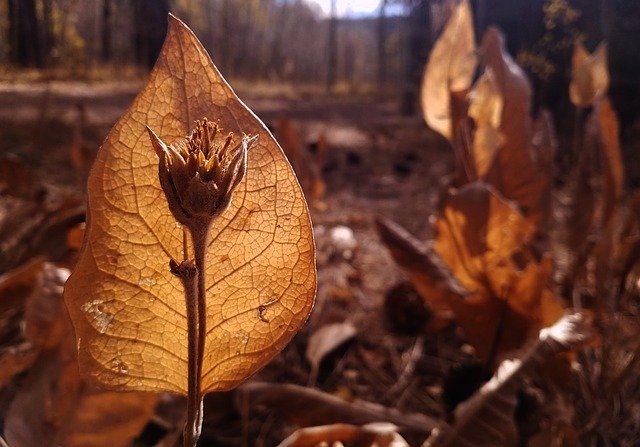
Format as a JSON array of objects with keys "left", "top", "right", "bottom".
[
  {"left": 468, "top": 69, "right": 503, "bottom": 178},
  {"left": 570, "top": 42, "right": 609, "bottom": 108},
  {"left": 306, "top": 321, "right": 357, "bottom": 384},
  {"left": 376, "top": 217, "right": 469, "bottom": 315},
  {"left": 64, "top": 16, "right": 316, "bottom": 395},
  {"left": 4, "top": 325, "right": 158, "bottom": 447},
  {"left": 433, "top": 184, "right": 563, "bottom": 361},
  {"left": 425, "top": 313, "right": 594, "bottom": 447},
  {"left": 421, "top": 0, "right": 477, "bottom": 140},
  {"left": 480, "top": 28, "right": 547, "bottom": 226}
]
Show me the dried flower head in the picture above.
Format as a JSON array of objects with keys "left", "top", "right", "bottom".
[{"left": 147, "top": 118, "right": 257, "bottom": 226}]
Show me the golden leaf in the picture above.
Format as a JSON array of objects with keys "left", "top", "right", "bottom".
[
  {"left": 468, "top": 68, "right": 504, "bottom": 177},
  {"left": 64, "top": 16, "right": 316, "bottom": 395},
  {"left": 379, "top": 184, "right": 563, "bottom": 362},
  {"left": 421, "top": 0, "right": 477, "bottom": 140},
  {"left": 434, "top": 184, "right": 563, "bottom": 360},
  {"left": 570, "top": 41, "right": 609, "bottom": 108}
]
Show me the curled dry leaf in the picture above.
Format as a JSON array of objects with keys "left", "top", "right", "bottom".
[
  {"left": 480, "top": 28, "right": 547, "bottom": 227},
  {"left": 468, "top": 69, "right": 503, "bottom": 178},
  {"left": 375, "top": 217, "right": 469, "bottom": 314},
  {"left": 424, "top": 313, "right": 594, "bottom": 447},
  {"left": 379, "top": 184, "right": 564, "bottom": 363},
  {"left": 277, "top": 423, "right": 409, "bottom": 447},
  {"left": 306, "top": 321, "right": 357, "bottom": 385},
  {"left": 64, "top": 16, "right": 316, "bottom": 395},
  {"left": 570, "top": 42, "right": 609, "bottom": 108},
  {"left": 434, "top": 183, "right": 563, "bottom": 361},
  {"left": 421, "top": 0, "right": 477, "bottom": 140}
]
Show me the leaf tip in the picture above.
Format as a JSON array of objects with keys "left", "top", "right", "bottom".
[{"left": 146, "top": 126, "right": 168, "bottom": 159}]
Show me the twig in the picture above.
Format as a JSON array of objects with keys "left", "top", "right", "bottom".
[{"left": 384, "top": 336, "right": 424, "bottom": 400}]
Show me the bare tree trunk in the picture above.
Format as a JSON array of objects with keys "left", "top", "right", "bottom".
[
  {"left": 41, "top": 0, "right": 53, "bottom": 65},
  {"left": 377, "top": 0, "right": 388, "bottom": 88},
  {"left": 402, "top": 0, "right": 431, "bottom": 115},
  {"left": 132, "top": 0, "right": 170, "bottom": 68},
  {"left": 269, "top": 0, "right": 289, "bottom": 80},
  {"left": 220, "top": 0, "right": 232, "bottom": 75},
  {"left": 101, "top": 0, "right": 112, "bottom": 62},
  {"left": 326, "top": 0, "right": 338, "bottom": 92},
  {"left": 8, "top": 0, "right": 42, "bottom": 67}
]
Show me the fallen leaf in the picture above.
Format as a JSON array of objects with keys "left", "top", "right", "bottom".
[
  {"left": 306, "top": 321, "right": 357, "bottom": 385},
  {"left": 421, "top": 0, "right": 477, "bottom": 140},
  {"left": 424, "top": 313, "right": 594, "bottom": 447},
  {"left": 278, "top": 423, "right": 409, "bottom": 447},
  {"left": 4, "top": 324, "right": 158, "bottom": 447},
  {"left": 376, "top": 217, "right": 469, "bottom": 315},
  {"left": 570, "top": 42, "right": 609, "bottom": 108},
  {"left": 0, "top": 259, "right": 45, "bottom": 387},
  {"left": 64, "top": 15, "right": 316, "bottom": 395}
]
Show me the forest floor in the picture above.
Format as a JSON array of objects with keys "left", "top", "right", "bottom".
[{"left": 0, "top": 80, "right": 521, "bottom": 446}]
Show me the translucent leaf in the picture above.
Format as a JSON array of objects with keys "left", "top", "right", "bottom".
[
  {"left": 570, "top": 42, "right": 609, "bottom": 108},
  {"left": 468, "top": 68, "right": 504, "bottom": 177},
  {"left": 64, "top": 16, "right": 316, "bottom": 395},
  {"left": 421, "top": 0, "right": 477, "bottom": 140},
  {"left": 480, "top": 28, "right": 547, "bottom": 226}
]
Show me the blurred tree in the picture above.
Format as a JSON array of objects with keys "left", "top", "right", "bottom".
[
  {"left": 327, "top": 0, "right": 337, "bottom": 91},
  {"left": 377, "top": 0, "right": 388, "bottom": 87},
  {"left": 101, "top": 0, "right": 111, "bottom": 62},
  {"left": 402, "top": 0, "right": 431, "bottom": 115},
  {"left": 7, "top": 0, "right": 43, "bottom": 67},
  {"left": 132, "top": 0, "right": 169, "bottom": 68}
]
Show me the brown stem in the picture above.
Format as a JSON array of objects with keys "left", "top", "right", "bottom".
[
  {"left": 170, "top": 260, "right": 199, "bottom": 447},
  {"left": 183, "top": 219, "right": 211, "bottom": 447}
]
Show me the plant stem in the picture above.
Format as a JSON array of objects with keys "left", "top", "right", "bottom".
[
  {"left": 183, "top": 219, "right": 211, "bottom": 447},
  {"left": 171, "top": 260, "right": 199, "bottom": 447}
]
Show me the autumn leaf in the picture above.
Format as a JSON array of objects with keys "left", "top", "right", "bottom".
[
  {"left": 479, "top": 28, "right": 548, "bottom": 227},
  {"left": 64, "top": 13, "right": 316, "bottom": 403},
  {"left": 4, "top": 318, "right": 158, "bottom": 447},
  {"left": 424, "top": 313, "right": 594, "bottom": 447},
  {"left": 306, "top": 321, "right": 357, "bottom": 385},
  {"left": 434, "top": 183, "right": 563, "bottom": 360},
  {"left": 467, "top": 68, "right": 503, "bottom": 178},
  {"left": 570, "top": 41, "right": 609, "bottom": 108},
  {"left": 379, "top": 183, "right": 564, "bottom": 363},
  {"left": 421, "top": 0, "right": 477, "bottom": 141}
]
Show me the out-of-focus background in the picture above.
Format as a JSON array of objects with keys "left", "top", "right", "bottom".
[{"left": 2, "top": 0, "right": 640, "bottom": 177}]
